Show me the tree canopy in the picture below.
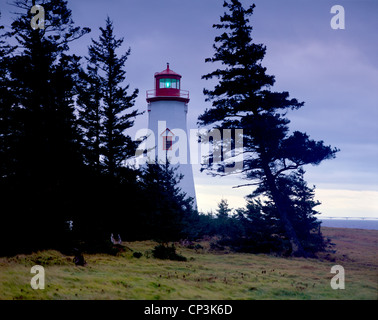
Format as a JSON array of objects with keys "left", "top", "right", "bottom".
[{"left": 199, "top": 0, "right": 339, "bottom": 256}]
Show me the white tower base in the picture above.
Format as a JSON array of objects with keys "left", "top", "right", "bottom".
[{"left": 148, "top": 99, "right": 196, "bottom": 207}]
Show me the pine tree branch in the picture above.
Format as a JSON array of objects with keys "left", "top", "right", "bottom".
[{"left": 232, "top": 182, "right": 261, "bottom": 189}]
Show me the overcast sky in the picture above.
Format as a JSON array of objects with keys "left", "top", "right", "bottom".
[{"left": 1, "top": 0, "right": 377, "bottom": 218}]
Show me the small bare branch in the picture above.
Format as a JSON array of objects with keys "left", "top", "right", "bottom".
[{"left": 232, "top": 182, "right": 261, "bottom": 188}]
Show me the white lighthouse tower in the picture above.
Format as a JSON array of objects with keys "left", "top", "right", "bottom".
[{"left": 146, "top": 63, "right": 196, "bottom": 207}]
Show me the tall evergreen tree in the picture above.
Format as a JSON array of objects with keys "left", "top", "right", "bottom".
[
  {"left": 77, "top": 65, "right": 103, "bottom": 173},
  {"left": 74, "top": 18, "right": 142, "bottom": 247},
  {"left": 199, "top": 0, "right": 338, "bottom": 256},
  {"left": 0, "top": 0, "right": 90, "bottom": 255},
  {"left": 0, "top": 11, "right": 17, "bottom": 180},
  {"left": 139, "top": 160, "right": 194, "bottom": 243},
  {"left": 85, "top": 17, "right": 140, "bottom": 177}
]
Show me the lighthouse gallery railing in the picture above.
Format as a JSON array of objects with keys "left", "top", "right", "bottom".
[{"left": 146, "top": 89, "right": 189, "bottom": 100}]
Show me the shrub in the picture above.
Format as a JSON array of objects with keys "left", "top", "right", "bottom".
[
  {"left": 132, "top": 252, "right": 143, "bottom": 258},
  {"left": 152, "top": 243, "right": 187, "bottom": 261}
]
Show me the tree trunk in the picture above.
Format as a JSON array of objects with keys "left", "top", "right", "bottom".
[{"left": 262, "top": 161, "right": 306, "bottom": 257}]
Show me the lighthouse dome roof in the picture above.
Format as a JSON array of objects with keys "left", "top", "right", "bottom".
[{"left": 155, "top": 63, "right": 181, "bottom": 78}]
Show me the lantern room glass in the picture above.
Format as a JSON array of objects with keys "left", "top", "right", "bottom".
[{"left": 159, "top": 78, "right": 180, "bottom": 89}]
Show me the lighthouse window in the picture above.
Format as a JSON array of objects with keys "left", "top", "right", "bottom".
[
  {"left": 163, "top": 136, "right": 173, "bottom": 150},
  {"left": 159, "top": 78, "right": 180, "bottom": 89}
]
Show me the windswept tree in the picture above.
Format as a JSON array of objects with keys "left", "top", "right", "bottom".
[
  {"left": 199, "top": 0, "right": 338, "bottom": 256},
  {"left": 83, "top": 17, "right": 140, "bottom": 178},
  {"left": 232, "top": 168, "right": 325, "bottom": 255}
]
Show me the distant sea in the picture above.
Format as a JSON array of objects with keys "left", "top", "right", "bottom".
[{"left": 320, "top": 219, "right": 378, "bottom": 230}]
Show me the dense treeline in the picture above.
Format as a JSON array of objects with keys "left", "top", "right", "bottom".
[
  {"left": 0, "top": 1, "right": 336, "bottom": 258},
  {"left": 0, "top": 1, "right": 194, "bottom": 256}
]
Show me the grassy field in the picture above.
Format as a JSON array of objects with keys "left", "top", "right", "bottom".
[{"left": 0, "top": 227, "right": 377, "bottom": 300}]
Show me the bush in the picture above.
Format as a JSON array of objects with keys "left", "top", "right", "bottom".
[
  {"left": 194, "top": 244, "right": 204, "bottom": 251},
  {"left": 152, "top": 243, "right": 187, "bottom": 261},
  {"left": 132, "top": 252, "right": 143, "bottom": 258}
]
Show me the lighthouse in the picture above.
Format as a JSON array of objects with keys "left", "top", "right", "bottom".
[{"left": 146, "top": 63, "right": 196, "bottom": 207}]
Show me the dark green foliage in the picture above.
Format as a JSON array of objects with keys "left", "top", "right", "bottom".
[
  {"left": 0, "top": 12, "right": 17, "bottom": 181},
  {"left": 0, "top": 0, "right": 335, "bottom": 258},
  {"left": 216, "top": 199, "right": 232, "bottom": 218},
  {"left": 231, "top": 200, "right": 285, "bottom": 254},
  {"left": 0, "top": 0, "right": 90, "bottom": 256},
  {"left": 181, "top": 211, "right": 218, "bottom": 240},
  {"left": 213, "top": 199, "right": 233, "bottom": 235},
  {"left": 133, "top": 251, "right": 143, "bottom": 258},
  {"left": 198, "top": 0, "right": 338, "bottom": 256},
  {"left": 70, "top": 18, "right": 143, "bottom": 249},
  {"left": 214, "top": 170, "right": 326, "bottom": 256},
  {"left": 138, "top": 160, "right": 196, "bottom": 242},
  {"left": 67, "top": 17, "right": 144, "bottom": 250},
  {"left": 152, "top": 243, "right": 187, "bottom": 261},
  {"left": 82, "top": 17, "right": 140, "bottom": 177},
  {"left": 1, "top": 3, "right": 203, "bottom": 256},
  {"left": 63, "top": 165, "right": 143, "bottom": 251},
  {"left": 76, "top": 66, "right": 103, "bottom": 172}
]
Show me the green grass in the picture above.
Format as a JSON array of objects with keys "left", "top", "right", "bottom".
[{"left": 0, "top": 229, "right": 377, "bottom": 300}]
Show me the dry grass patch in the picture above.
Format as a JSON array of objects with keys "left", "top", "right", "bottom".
[{"left": 0, "top": 227, "right": 376, "bottom": 300}]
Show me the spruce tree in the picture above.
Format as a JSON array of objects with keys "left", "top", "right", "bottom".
[
  {"left": 199, "top": 0, "right": 338, "bottom": 256},
  {"left": 216, "top": 199, "right": 232, "bottom": 218},
  {"left": 244, "top": 168, "right": 325, "bottom": 255},
  {"left": 140, "top": 160, "right": 194, "bottom": 243},
  {"left": 74, "top": 17, "right": 142, "bottom": 246},
  {"left": 85, "top": 17, "right": 140, "bottom": 177},
  {"left": 214, "top": 199, "right": 239, "bottom": 242},
  {"left": 0, "top": 11, "right": 17, "bottom": 180},
  {"left": 77, "top": 65, "right": 103, "bottom": 173},
  {"left": 0, "top": 0, "right": 89, "bottom": 255}
]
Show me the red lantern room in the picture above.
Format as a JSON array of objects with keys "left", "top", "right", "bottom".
[{"left": 146, "top": 63, "right": 189, "bottom": 104}]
